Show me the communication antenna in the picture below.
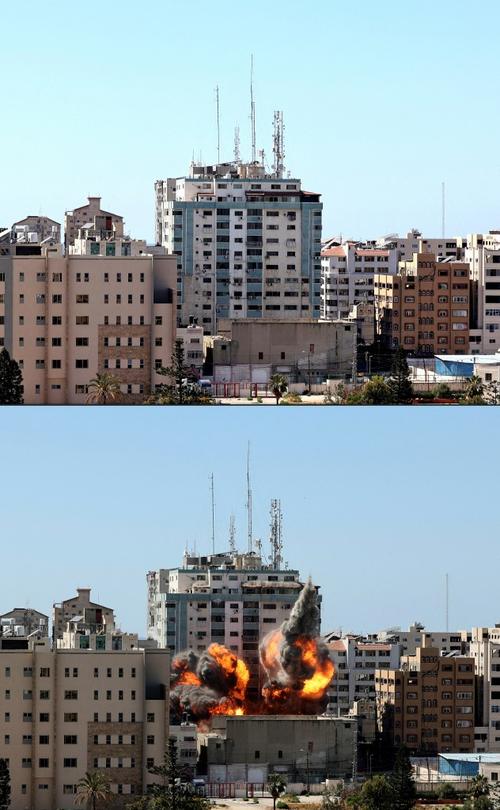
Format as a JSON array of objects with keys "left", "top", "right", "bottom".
[
  {"left": 215, "top": 86, "right": 221, "bottom": 164},
  {"left": 234, "top": 125, "right": 241, "bottom": 165},
  {"left": 246, "top": 442, "right": 253, "bottom": 553},
  {"left": 445, "top": 572, "right": 449, "bottom": 632},
  {"left": 250, "top": 55, "right": 256, "bottom": 163},
  {"left": 272, "top": 111, "right": 285, "bottom": 178},
  {"left": 210, "top": 473, "right": 216, "bottom": 554},
  {"left": 229, "top": 514, "right": 236, "bottom": 554},
  {"left": 442, "top": 181, "right": 446, "bottom": 238},
  {"left": 269, "top": 499, "right": 283, "bottom": 569}
]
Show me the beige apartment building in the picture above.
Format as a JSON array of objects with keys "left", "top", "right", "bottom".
[
  {"left": 374, "top": 253, "right": 470, "bottom": 355},
  {"left": 375, "top": 642, "right": 475, "bottom": 755},
  {"left": 53, "top": 589, "right": 115, "bottom": 642},
  {"left": 64, "top": 197, "right": 124, "bottom": 252},
  {"left": 0, "top": 243, "right": 176, "bottom": 404},
  {"left": 0, "top": 629, "right": 170, "bottom": 810}
]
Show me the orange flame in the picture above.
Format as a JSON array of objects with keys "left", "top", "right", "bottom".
[
  {"left": 205, "top": 643, "right": 250, "bottom": 716},
  {"left": 296, "top": 638, "right": 335, "bottom": 699},
  {"left": 177, "top": 670, "right": 201, "bottom": 687}
]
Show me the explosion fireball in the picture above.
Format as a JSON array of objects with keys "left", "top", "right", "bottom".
[{"left": 170, "top": 580, "right": 334, "bottom": 726}]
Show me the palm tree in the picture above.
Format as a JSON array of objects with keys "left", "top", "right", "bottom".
[
  {"left": 269, "top": 373, "right": 288, "bottom": 404},
  {"left": 86, "top": 373, "right": 122, "bottom": 405},
  {"left": 75, "top": 771, "right": 111, "bottom": 810},
  {"left": 268, "top": 773, "right": 287, "bottom": 810}
]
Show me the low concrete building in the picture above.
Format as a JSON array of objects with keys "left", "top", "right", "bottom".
[
  {"left": 211, "top": 318, "right": 355, "bottom": 384},
  {"left": 202, "top": 715, "right": 356, "bottom": 784},
  {"left": 169, "top": 723, "right": 198, "bottom": 770},
  {"left": 11, "top": 216, "right": 61, "bottom": 245},
  {"left": 53, "top": 588, "right": 115, "bottom": 642},
  {"left": 177, "top": 324, "right": 204, "bottom": 377}
]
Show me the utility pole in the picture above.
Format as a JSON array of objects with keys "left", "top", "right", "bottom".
[
  {"left": 308, "top": 350, "right": 312, "bottom": 391},
  {"left": 442, "top": 181, "right": 446, "bottom": 239},
  {"left": 246, "top": 442, "right": 253, "bottom": 553},
  {"left": 215, "top": 86, "right": 221, "bottom": 165},
  {"left": 445, "top": 572, "right": 449, "bottom": 632}
]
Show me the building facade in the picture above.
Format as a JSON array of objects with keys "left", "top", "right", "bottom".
[
  {"left": 176, "top": 325, "right": 205, "bottom": 377},
  {"left": 11, "top": 217, "right": 61, "bottom": 245},
  {"left": 147, "top": 551, "right": 314, "bottom": 694},
  {"left": 0, "top": 244, "right": 177, "bottom": 404},
  {"left": 209, "top": 317, "right": 355, "bottom": 384},
  {"left": 0, "top": 610, "right": 49, "bottom": 639},
  {"left": 374, "top": 253, "right": 470, "bottom": 356},
  {"left": 375, "top": 642, "right": 475, "bottom": 755},
  {"left": 325, "top": 637, "right": 400, "bottom": 714},
  {"left": 202, "top": 715, "right": 356, "bottom": 783},
  {"left": 321, "top": 244, "right": 395, "bottom": 321},
  {"left": 0, "top": 631, "right": 169, "bottom": 810},
  {"left": 155, "top": 161, "right": 322, "bottom": 333},
  {"left": 52, "top": 589, "right": 115, "bottom": 642},
  {"left": 64, "top": 197, "right": 124, "bottom": 252},
  {"left": 460, "top": 232, "right": 500, "bottom": 354}
]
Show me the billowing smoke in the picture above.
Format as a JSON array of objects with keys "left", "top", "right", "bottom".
[
  {"left": 259, "top": 579, "right": 335, "bottom": 710},
  {"left": 170, "top": 643, "right": 249, "bottom": 723},
  {"left": 170, "top": 580, "right": 334, "bottom": 726}
]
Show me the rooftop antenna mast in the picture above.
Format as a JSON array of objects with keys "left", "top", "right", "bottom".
[
  {"left": 269, "top": 499, "right": 283, "bottom": 569},
  {"left": 210, "top": 473, "right": 216, "bottom": 554},
  {"left": 272, "top": 111, "right": 285, "bottom": 178},
  {"left": 246, "top": 442, "right": 253, "bottom": 553},
  {"left": 250, "top": 55, "right": 256, "bottom": 163},
  {"left": 216, "top": 85, "right": 221, "bottom": 164},
  {"left": 442, "top": 181, "right": 446, "bottom": 238},
  {"left": 234, "top": 125, "right": 241, "bottom": 164},
  {"left": 445, "top": 572, "right": 449, "bottom": 632},
  {"left": 229, "top": 514, "right": 236, "bottom": 554}
]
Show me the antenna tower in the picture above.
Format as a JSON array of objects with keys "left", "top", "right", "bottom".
[
  {"left": 234, "top": 125, "right": 241, "bottom": 164},
  {"left": 229, "top": 514, "right": 236, "bottom": 554},
  {"left": 269, "top": 499, "right": 283, "bottom": 569},
  {"left": 272, "top": 111, "right": 285, "bottom": 178},
  {"left": 441, "top": 181, "right": 446, "bottom": 238},
  {"left": 246, "top": 442, "right": 253, "bottom": 553},
  {"left": 445, "top": 572, "right": 449, "bottom": 632},
  {"left": 216, "top": 86, "right": 221, "bottom": 164},
  {"left": 210, "top": 473, "right": 216, "bottom": 554},
  {"left": 250, "top": 55, "right": 256, "bottom": 163}
]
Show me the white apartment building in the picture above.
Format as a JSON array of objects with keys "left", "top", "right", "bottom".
[
  {"left": 155, "top": 160, "right": 322, "bottom": 333},
  {"left": 0, "top": 630, "right": 170, "bottom": 810},
  {"left": 147, "top": 551, "right": 315, "bottom": 694},
  {"left": 376, "top": 230, "right": 462, "bottom": 261},
  {"left": 0, "top": 242, "right": 177, "bottom": 404},
  {"left": 459, "top": 232, "right": 500, "bottom": 353},
  {"left": 176, "top": 324, "right": 204, "bottom": 376},
  {"left": 372, "top": 623, "right": 469, "bottom": 656},
  {"left": 325, "top": 636, "right": 400, "bottom": 713},
  {"left": 321, "top": 243, "right": 396, "bottom": 320},
  {"left": 168, "top": 723, "right": 198, "bottom": 769}
]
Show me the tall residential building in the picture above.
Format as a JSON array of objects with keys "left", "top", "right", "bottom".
[
  {"left": 0, "top": 242, "right": 176, "bottom": 404},
  {"left": 155, "top": 160, "right": 322, "bottom": 333},
  {"left": 459, "top": 231, "right": 500, "bottom": 354},
  {"left": 52, "top": 588, "right": 115, "bottom": 642},
  {"left": 64, "top": 196, "right": 124, "bottom": 252},
  {"left": 147, "top": 551, "right": 316, "bottom": 692},
  {"left": 321, "top": 244, "right": 396, "bottom": 321},
  {"left": 11, "top": 216, "right": 61, "bottom": 245},
  {"left": 0, "top": 626, "right": 169, "bottom": 810},
  {"left": 325, "top": 636, "right": 400, "bottom": 714},
  {"left": 375, "top": 641, "right": 475, "bottom": 755},
  {"left": 373, "top": 622, "right": 470, "bottom": 657},
  {"left": 468, "top": 626, "right": 500, "bottom": 753},
  {"left": 374, "top": 253, "right": 470, "bottom": 355}
]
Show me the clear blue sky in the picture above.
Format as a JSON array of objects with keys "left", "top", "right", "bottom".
[
  {"left": 0, "top": 407, "right": 498, "bottom": 637},
  {"left": 1, "top": 0, "right": 499, "bottom": 242}
]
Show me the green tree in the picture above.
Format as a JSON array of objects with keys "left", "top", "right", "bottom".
[
  {"left": 463, "top": 375, "right": 485, "bottom": 404},
  {"left": 75, "top": 771, "right": 111, "bottom": 810},
  {"left": 347, "top": 376, "right": 394, "bottom": 405},
  {"left": 433, "top": 382, "right": 453, "bottom": 399},
  {"left": 484, "top": 380, "right": 500, "bottom": 405},
  {"left": 436, "top": 782, "right": 457, "bottom": 800},
  {"left": 129, "top": 739, "right": 210, "bottom": 810},
  {"left": 268, "top": 773, "right": 287, "bottom": 810},
  {"left": 470, "top": 775, "right": 490, "bottom": 799},
  {"left": 0, "top": 348, "right": 23, "bottom": 405},
  {"left": 463, "top": 798, "right": 494, "bottom": 810},
  {"left": 359, "top": 774, "right": 392, "bottom": 810},
  {"left": 388, "top": 746, "right": 416, "bottom": 810},
  {"left": 388, "top": 347, "right": 413, "bottom": 403},
  {"left": 152, "top": 340, "right": 213, "bottom": 405},
  {"left": 86, "top": 373, "right": 122, "bottom": 405},
  {"left": 270, "top": 373, "right": 288, "bottom": 404},
  {"left": 0, "top": 759, "right": 11, "bottom": 810}
]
